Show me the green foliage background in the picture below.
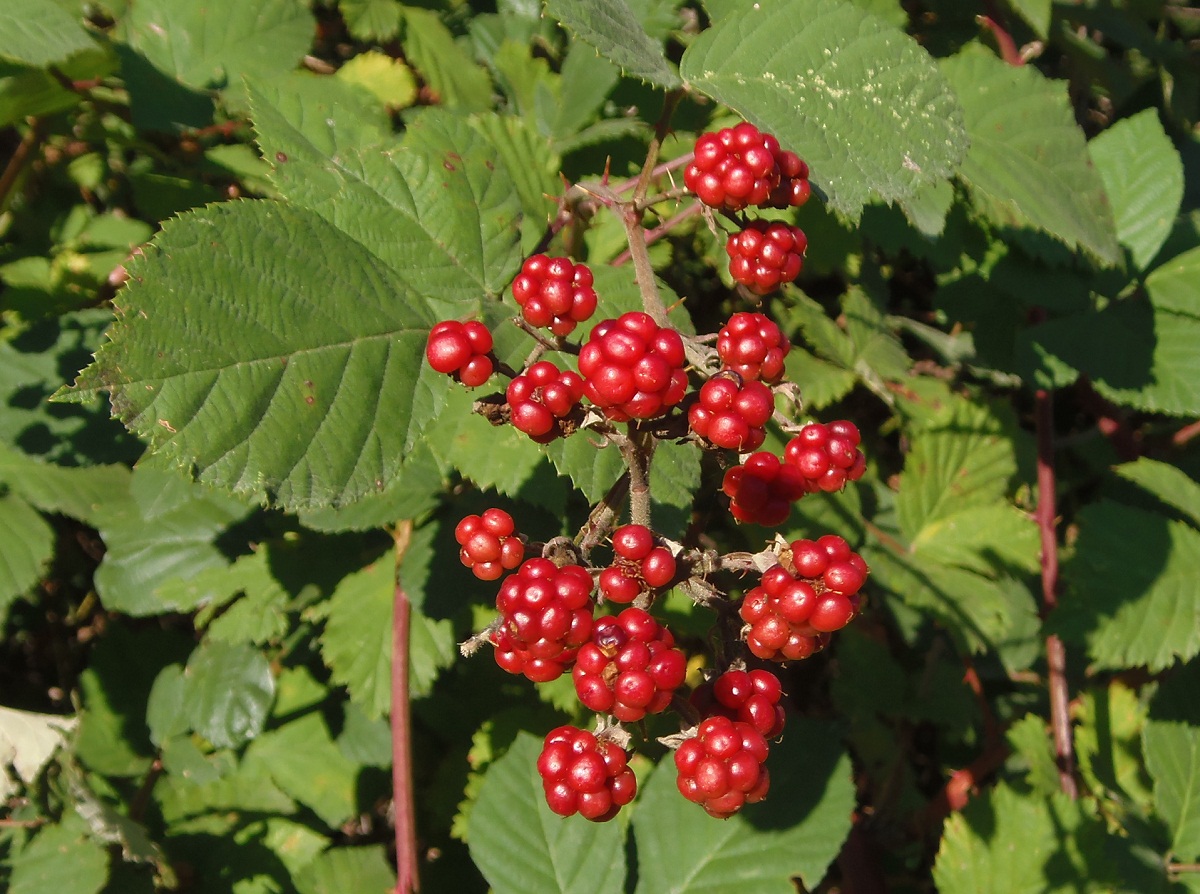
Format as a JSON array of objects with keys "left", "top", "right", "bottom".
[{"left": 2, "top": 0, "right": 1200, "bottom": 891}]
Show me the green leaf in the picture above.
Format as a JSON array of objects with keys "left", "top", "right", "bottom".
[
  {"left": 1145, "top": 245, "right": 1200, "bottom": 318},
  {"left": 183, "top": 640, "right": 276, "bottom": 748},
  {"left": 545, "top": 0, "right": 680, "bottom": 89},
  {"left": 294, "top": 846, "right": 396, "bottom": 894},
  {"left": 0, "top": 491, "right": 53, "bottom": 612},
  {"left": 1089, "top": 108, "right": 1184, "bottom": 272},
  {"left": 783, "top": 348, "right": 857, "bottom": 410},
  {"left": 933, "top": 783, "right": 1122, "bottom": 893},
  {"left": 1006, "top": 714, "right": 1061, "bottom": 796},
  {"left": 0, "top": 0, "right": 96, "bottom": 66},
  {"left": 9, "top": 814, "right": 109, "bottom": 894},
  {"left": 401, "top": 8, "right": 494, "bottom": 111},
  {"left": 896, "top": 410, "right": 1016, "bottom": 543},
  {"left": 1115, "top": 458, "right": 1200, "bottom": 529},
  {"left": 1075, "top": 682, "right": 1153, "bottom": 812},
  {"left": 145, "top": 665, "right": 189, "bottom": 748},
  {"left": 468, "top": 732, "right": 627, "bottom": 894},
  {"left": 1145, "top": 718, "right": 1200, "bottom": 861},
  {"left": 248, "top": 73, "right": 393, "bottom": 160},
  {"left": 90, "top": 469, "right": 251, "bottom": 616},
  {"left": 1022, "top": 299, "right": 1200, "bottom": 416},
  {"left": 337, "top": 51, "right": 417, "bottom": 109},
  {"left": 320, "top": 558, "right": 393, "bottom": 718},
  {"left": 0, "top": 445, "right": 129, "bottom": 527},
  {"left": 680, "top": 0, "right": 967, "bottom": 218},
  {"left": 340, "top": 0, "right": 404, "bottom": 42},
  {"left": 0, "top": 706, "right": 77, "bottom": 800},
  {"left": 66, "top": 202, "right": 438, "bottom": 510},
  {"left": 649, "top": 439, "right": 701, "bottom": 536},
  {"left": 1007, "top": 0, "right": 1052, "bottom": 39},
  {"left": 1056, "top": 501, "right": 1200, "bottom": 671},
  {"left": 939, "top": 46, "right": 1120, "bottom": 265},
  {"left": 910, "top": 504, "right": 1040, "bottom": 576},
  {"left": 633, "top": 718, "right": 854, "bottom": 892},
  {"left": 243, "top": 713, "right": 359, "bottom": 828},
  {"left": 116, "top": 0, "right": 313, "bottom": 102}
]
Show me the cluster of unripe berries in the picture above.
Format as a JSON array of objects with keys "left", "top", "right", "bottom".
[
  {"left": 684, "top": 122, "right": 811, "bottom": 294},
  {"left": 427, "top": 122, "right": 871, "bottom": 825}
]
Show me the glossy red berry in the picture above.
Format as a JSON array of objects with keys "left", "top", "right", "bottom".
[
  {"left": 572, "top": 607, "right": 687, "bottom": 722},
  {"left": 691, "top": 668, "right": 786, "bottom": 739},
  {"left": 688, "top": 373, "right": 774, "bottom": 452},
  {"left": 506, "top": 360, "right": 586, "bottom": 443},
  {"left": 721, "top": 452, "right": 808, "bottom": 527},
  {"left": 674, "top": 715, "right": 771, "bottom": 818},
  {"left": 597, "top": 524, "right": 677, "bottom": 604},
  {"left": 716, "top": 312, "right": 791, "bottom": 384},
  {"left": 783, "top": 420, "right": 867, "bottom": 493},
  {"left": 684, "top": 123, "right": 811, "bottom": 213},
  {"left": 538, "top": 725, "right": 636, "bottom": 822},
  {"left": 511, "top": 255, "right": 599, "bottom": 337},
  {"left": 577, "top": 312, "right": 689, "bottom": 421},
  {"left": 455, "top": 509, "right": 525, "bottom": 581},
  {"left": 726, "top": 220, "right": 807, "bottom": 296},
  {"left": 425, "top": 320, "right": 494, "bottom": 386},
  {"left": 491, "top": 558, "right": 595, "bottom": 682}
]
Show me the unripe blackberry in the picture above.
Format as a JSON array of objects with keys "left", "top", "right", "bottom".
[
  {"left": 425, "top": 320, "right": 494, "bottom": 386},
  {"left": 572, "top": 607, "right": 687, "bottom": 722},
  {"left": 684, "top": 123, "right": 811, "bottom": 213},
  {"left": 726, "top": 221, "right": 807, "bottom": 295},
  {"left": 506, "top": 360, "right": 586, "bottom": 443},
  {"left": 783, "top": 420, "right": 866, "bottom": 493},
  {"left": 674, "top": 715, "right": 771, "bottom": 818},
  {"left": 511, "top": 255, "right": 599, "bottom": 337},
  {"left": 538, "top": 725, "right": 636, "bottom": 822},
  {"left": 688, "top": 373, "right": 774, "bottom": 452},
  {"left": 491, "top": 558, "right": 595, "bottom": 682},
  {"left": 455, "top": 509, "right": 525, "bottom": 581},
  {"left": 691, "top": 668, "right": 786, "bottom": 739},
  {"left": 783, "top": 535, "right": 869, "bottom": 633},
  {"left": 577, "top": 312, "right": 689, "bottom": 421},
  {"left": 716, "top": 312, "right": 791, "bottom": 384},
  {"left": 721, "top": 452, "right": 808, "bottom": 527},
  {"left": 598, "top": 524, "right": 677, "bottom": 604}
]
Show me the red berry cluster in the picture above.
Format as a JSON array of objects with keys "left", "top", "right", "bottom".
[
  {"left": 688, "top": 372, "right": 774, "bottom": 452},
  {"left": 784, "top": 421, "right": 867, "bottom": 492},
  {"left": 726, "top": 220, "right": 808, "bottom": 295},
  {"left": 425, "top": 320, "right": 494, "bottom": 387},
  {"left": 684, "top": 122, "right": 811, "bottom": 212},
  {"left": 491, "top": 558, "right": 594, "bottom": 683},
  {"left": 691, "top": 668, "right": 786, "bottom": 739},
  {"left": 578, "top": 312, "right": 689, "bottom": 421},
  {"left": 538, "top": 725, "right": 636, "bottom": 822},
  {"left": 674, "top": 715, "right": 771, "bottom": 819},
  {"left": 506, "top": 361, "right": 586, "bottom": 443},
  {"left": 511, "top": 254, "right": 599, "bottom": 337},
  {"left": 721, "top": 452, "right": 808, "bottom": 526},
  {"left": 573, "top": 607, "right": 687, "bottom": 722},
  {"left": 598, "top": 524, "right": 676, "bottom": 604},
  {"left": 739, "top": 535, "right": 868, "bottom": 661},
  {"left": 455, "top": 509, "right": 525, "bottom": 581},
  {"left": 717, "top": 312, "right": 791, "bottom": 384}
]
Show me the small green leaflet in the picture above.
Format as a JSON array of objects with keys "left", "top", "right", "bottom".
[{"left": 544, "top": 0, "right": 681, "bottom": 90}]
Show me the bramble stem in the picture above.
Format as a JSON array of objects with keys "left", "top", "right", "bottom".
[
  {"left": 391, "top": 521, "right": 420, "bottom": 893},
  {"left": 621, "top": 206, "right": 671, "bottom": 326},
  {"left": 0, "top": 119, "right": 46, "bottom": 213},
  {"left": 613, "top": 203, "right": 702, "bottom": 267},
  {"left": 624, "top": 427, "right": 656, "bottom": 528},
  {"left": 633, "top": 90, "right": 684, "bottom": 205},
  {"left": 575, "top": 472, "right": 631, "bottom": 555},
  {"left": 1035, "top": 389, "right": 1078, "bottom": 799}
]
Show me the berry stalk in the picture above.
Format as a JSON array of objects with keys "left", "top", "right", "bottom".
[{"left": 391, "top": 521, "right": 420, "bottom": 893}]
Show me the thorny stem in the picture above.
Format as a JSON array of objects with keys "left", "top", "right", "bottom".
[
  {"left": 0, "top": 119, "right": 47, "bottom": 213},
  {"left": 612, "top": 152, "right": 693, "bottom": 196},
  {"left": 391, "top": 520, "right": 420, "bottom": 894},
  {"left": 575, "top": 471, "right": 632, "bottom": 556},
  {"left": 621, "top": 206, "right": 671, "bottom": 327},
  {"left": 624, "top": 426, "right": 657, "bottom": 528},
  {"left": 633, "top": 90, "right": 684, "bottom": 205},
  {"left": 612, "top": 203, "right": 703, "bottom": 267},
  {"left": 1035, "top": 389, "right": 1078, "bottom": 800}
]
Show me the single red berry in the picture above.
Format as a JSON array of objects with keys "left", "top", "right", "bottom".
[
  {"left": 688, "top": 372, "right": 775, "bottom": 452},
  {"left": 538, "top": 725, "right": 636, "bottom": 822},
  {"left": 783, "top": 421, "right": 866, "bottom": 493},
  {"left": 491, "top": 558, "right": 595, "bottom": 682},
  {"left": 454, "top": 509, "right": 525, "bottom": 581},
  {"left": 716, "top": 312, "right": 791, "bottom": 384},
  {"left": 426, "top": 320, "right": 494, "bottom": 386},
  {"left": 726, "top": 221, "right": 807, "bottom": 295},
  {"left": 506, "top": 361, "right": 587, "bottom": 443},
  {"left": 578, "top": 313, "right": 689, "bottom": 421},
  {"left": 674, "top": 715, "right": 771, "bottom": 818},
  {"left": 573, "top": 607, "right": 687, "bottom": 722},
  {"left": 511, "top": 255, "right": 599, "bottom": 337},
  {"left": 721, "top": 452, "right": 808, "bottom": 526}
]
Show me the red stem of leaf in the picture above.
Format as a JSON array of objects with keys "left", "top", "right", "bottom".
[
  {"left": 925, "top": 741, "right": 1011, "bottom": 823},
  {"left": 1035, "top": 389, "right": 1078, "bottom": 799},
  {"left": 392, "top": 524, "right": 419, "bottom": 894},
  {"left": 978, "top": 2, "right": 1023, "bottom": 66},
  {"left": 1173, "top": 419, "right": 1200, "bottom": 447}
]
